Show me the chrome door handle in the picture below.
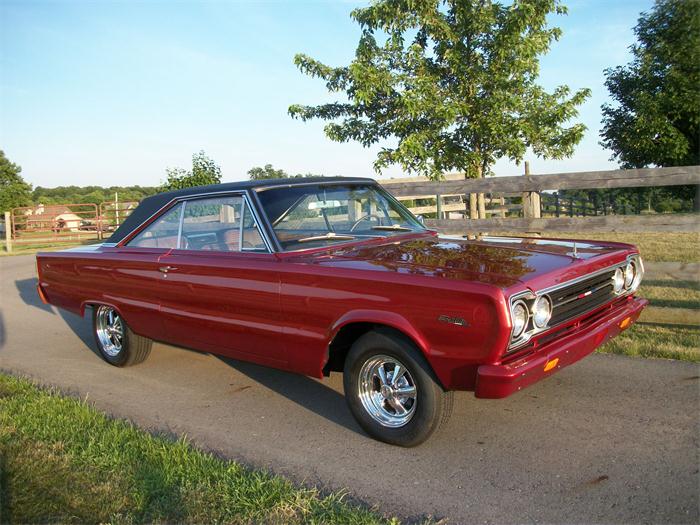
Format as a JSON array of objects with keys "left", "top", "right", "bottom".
[{"left": 159, "top": 266, "right": 177, "bottom": 273}]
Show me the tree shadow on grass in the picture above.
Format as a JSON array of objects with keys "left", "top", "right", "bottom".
[{"left": 215, "top": 355, "right": 365, "bottom": 437}]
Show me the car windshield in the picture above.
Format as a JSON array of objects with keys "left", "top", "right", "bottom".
[{"left": 256, "top": 183, "right": 426, "bottom": 251}]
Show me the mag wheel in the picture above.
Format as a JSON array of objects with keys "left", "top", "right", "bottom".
[
  {"left": 93, "top": 305, "right": 152, "bottom": 367},
  {"left": 344, "top": 329, "right": 453, "bottom": 447}
]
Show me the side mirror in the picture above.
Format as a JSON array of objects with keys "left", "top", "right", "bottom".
[{"left": 416, "top": 215, "right": 425, "bottom": 225}]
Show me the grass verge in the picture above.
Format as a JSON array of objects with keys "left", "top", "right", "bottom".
[
  {"left": 598, "top": 323, "right": 700, "bottom": 362},
  {"left": 0, "top": 239, "right": 97, "bottom": 257},
  {"left": 639, "top": 279, "right": 700, "bottom": 310},
  {"left": 0, "top": 374, "right": 396, "bottom": 524}
]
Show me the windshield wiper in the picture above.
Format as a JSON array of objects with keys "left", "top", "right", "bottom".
[
  {"left": 297, "top": 232, "right": 356, "bottom": 243},
  {"left": 371, "top": 225, "right": 413, "bottom": 232}
]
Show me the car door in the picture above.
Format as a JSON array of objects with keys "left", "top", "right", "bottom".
[
  {"left": 156, "top": 193, "right": 285, "bottom": 367},
  {"left": 95, "top": 201, "right": 185, "bottom": 340}
]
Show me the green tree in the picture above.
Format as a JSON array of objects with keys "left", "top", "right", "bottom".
[
  {"left": 247, "top": 164, "right": 324, "bottom": 180},
  {"left": 161, "top": 151, "right": 222, "bottom": 191},
  {"left": 600, "top": 0, "right": 699, "bottom": 211},
  {"left": 289, "top": 0, "right": 590, "bottom": 184},
  {"left": 601, "top": 0, "right": 700, "bottom": 169},
  {"left": 248, "top": 164, "right": 289, "bottom": 180},
  {"left": 0, "top": 150, "right": 32, "bottom": 213}
]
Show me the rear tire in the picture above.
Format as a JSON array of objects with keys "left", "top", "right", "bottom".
[
  {"left": 343, "top": 329, "right": 453, "bottom": 447},
  {"left": 92, "top": 305, "right": 152, "bottom": 367}
]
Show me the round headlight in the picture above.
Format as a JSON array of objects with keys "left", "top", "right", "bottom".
[
  {"left": 624, "top": 262, "right": 635, "bottom": 289},
  {"left": 612, "top": 267, "right": 625, "bottom": 294},
  {"left": 511, "top": 301, "right": 529, "bottom": 338},
  {"left": 532, "top": 295, "right": 552, "bottom": 329},
  {"left": 630, "top": 257, "right": 644, "bottom": 292}
]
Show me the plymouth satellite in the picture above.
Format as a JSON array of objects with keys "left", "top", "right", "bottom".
[{"left": 36, "top": 177, "right": 647, "bottom": 446}]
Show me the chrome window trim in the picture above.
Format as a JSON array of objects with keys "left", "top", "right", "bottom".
[
  {"left": 506, "top": 254, "right": 643, "bottom": 351},
  {"left": 121, "top": 190, "right": 274, "bottom": 254},
  {"left": 176, "top": 201, "right": 186, "bottom": 249}
]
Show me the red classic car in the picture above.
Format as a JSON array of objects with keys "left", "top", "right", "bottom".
[{"left": 36, "top": 177, "right": 647, "bottom": 446}]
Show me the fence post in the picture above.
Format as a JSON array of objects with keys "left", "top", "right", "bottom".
[
  {"left": 469, "top": 193, "right": 478, "bottom": 219},
  {"left": 477, "top": 193, "right": 486, "bottom": 219},
  {"left": 436, "top": 194, "right": 442, "bottom": 219},
  {"left": 4, "top": 211, "right": 12, "bottom": 253},
  {"left": 521, "top": 162, "right": 541, "bottom": 219}
]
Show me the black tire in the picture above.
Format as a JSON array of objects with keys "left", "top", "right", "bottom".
[
  {"left": 92, "top": 305, "right": 152, "bottom": 367},
  {"left": 343, "top": 328, "right": 453, "bottom": 447}
]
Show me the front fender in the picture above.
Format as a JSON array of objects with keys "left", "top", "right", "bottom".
[{"left": 328, "top": 309, "right": 431, "bottom": 356}]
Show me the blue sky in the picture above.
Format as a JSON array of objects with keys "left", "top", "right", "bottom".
[{"left": 0, "top": 0, "right": 653, "bottom": 188}]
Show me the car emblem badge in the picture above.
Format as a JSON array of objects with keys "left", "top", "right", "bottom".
[{"left": 438, "top": 315, "right": 469, "bottom": 327}]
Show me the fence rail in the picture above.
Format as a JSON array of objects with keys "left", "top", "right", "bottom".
[
  {"left": 3, "top": 165, "right": 699, "bottom": 251},
  {"left": 383, "top": 165, "right": 700, "bottom": 195},
  {"left": 382, "top": 165, "right": 700, "bottom": 233},
  {"left": 5, "top": 201, "right": 138, "bottom": 249}
]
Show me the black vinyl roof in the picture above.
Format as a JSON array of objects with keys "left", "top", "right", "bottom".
[{"left": 107, "top": 176, "right": 375, "bottom": 244}]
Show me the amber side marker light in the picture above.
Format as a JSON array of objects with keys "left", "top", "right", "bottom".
[
  {"left": 544, "top": 358, "right": 559, "bottom": 372},
  {"left": 619, "top": 317, "right": 631, "bottom": 329}
]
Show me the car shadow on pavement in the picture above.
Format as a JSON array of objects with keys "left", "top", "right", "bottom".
[
  {"left": 216, "top": 356, "right": 365, "bottom": 437},
  {"left": 14, "top": 277, "right": 54, "bottom": 314},
  {"left": 15, "top": 277, "right": 100, "bottom": 359}
]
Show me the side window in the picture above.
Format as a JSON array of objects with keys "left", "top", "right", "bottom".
[
  {"left": 127, "top": 203, "right": 183, "bottom": 248},
  {"left": 181, "top": 196, "right": 244, "bottom": 251}
]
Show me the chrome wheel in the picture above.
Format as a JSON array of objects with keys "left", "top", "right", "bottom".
[
  {"left": 358, "top": 355, "right": 417, "bottom": 428},
  {"left": 95, "top": 306, "right": 124, "bottom": 357}
]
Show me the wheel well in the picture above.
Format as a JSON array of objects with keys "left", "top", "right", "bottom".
[{"left": 323, "top": 322, "right": 422, "bottom": 376}]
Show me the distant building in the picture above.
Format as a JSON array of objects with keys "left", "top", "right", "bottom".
[{"left": 26, "top": 204, "right": 84, "bottom": 231}]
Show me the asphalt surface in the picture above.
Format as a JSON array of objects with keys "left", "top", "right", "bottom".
[{"left": 1, "top": 254, "right": 698, "bottom": 524}]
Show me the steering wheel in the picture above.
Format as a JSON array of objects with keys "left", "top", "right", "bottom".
[{"left": 350, "top": 214, "right": 382, "bottom": 232}]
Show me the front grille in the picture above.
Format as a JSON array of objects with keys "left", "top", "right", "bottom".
[{"left": 548, "top": 269, "right": 617, "bottom": 326}]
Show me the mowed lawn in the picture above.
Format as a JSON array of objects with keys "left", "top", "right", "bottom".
[
  {"left": 0, "top": 374, "right": 395, "bottom": 525},
  {"left": 596, "top": 277, "right": 700, "bottom": 362}
]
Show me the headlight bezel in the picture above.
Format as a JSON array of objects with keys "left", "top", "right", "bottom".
[
  {"left": 612, "top": 267, "right": 625, "bottom": 294},
  {"left": 532, "top": 295, "right": 552, "bottom": 329},
  {"left": 510, "top": 300, "right": 529, "bottom": 339},
  {"left": 624, "top": 262, "right": 635, "bottom": 289},
  {"left": 507, "top": 254, "right": 644, "bottom": 352}
]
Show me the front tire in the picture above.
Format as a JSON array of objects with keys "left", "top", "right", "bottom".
[
  {"left": 343, "top": 329, "right": 453, "bottom": 447},
  {"left": 92, "top": 305, "right": 152, "bottom": 367}
]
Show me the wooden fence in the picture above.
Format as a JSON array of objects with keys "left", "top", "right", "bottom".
[{"left": 382, "top": 165, "right": 700, "bottom": 233}]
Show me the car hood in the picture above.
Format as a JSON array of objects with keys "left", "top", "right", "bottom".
[{"left": 298, "top": 234, "right": 633, "bottom": 289}]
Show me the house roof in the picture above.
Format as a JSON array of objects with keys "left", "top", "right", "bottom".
[{"left": 107, "top": 176, "right": 375, "bottom": 244}]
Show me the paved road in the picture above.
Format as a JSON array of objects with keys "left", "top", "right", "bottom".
[{"left": 1, "top": 254, "right": 698, "bottom": 524}]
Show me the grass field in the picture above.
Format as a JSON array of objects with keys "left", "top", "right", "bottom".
[
  {"left": 0, "top": 374, "right": 396, "bottom": 525},
  {"left": 598, "top": 323, "right": 700, "bottom": 362}
]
